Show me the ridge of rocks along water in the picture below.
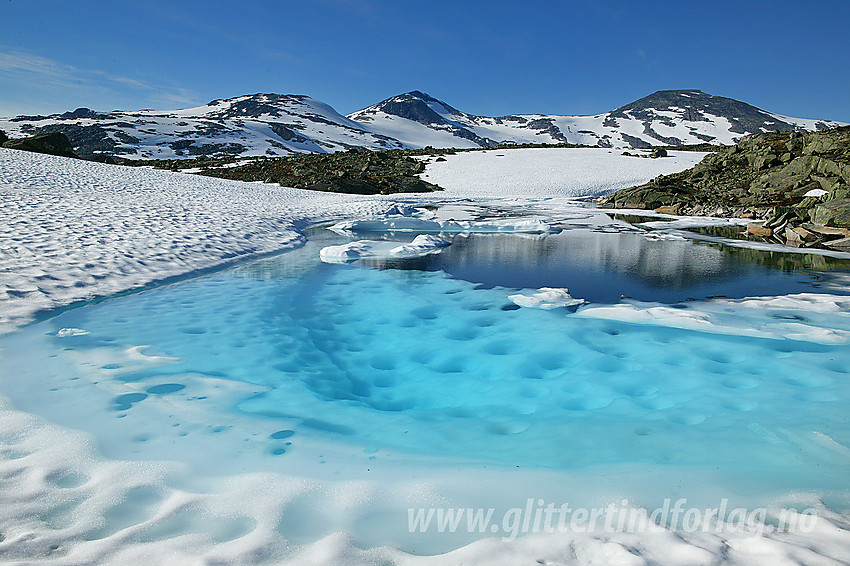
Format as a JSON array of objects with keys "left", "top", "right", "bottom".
[{"left": 602, "top": 126, "right": 850, "bottom": 251}]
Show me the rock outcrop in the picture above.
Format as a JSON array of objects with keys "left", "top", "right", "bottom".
[
  {"left": 200, "top": 148, "right": 441, "bottom": 195},
  {"left": 2, "top": 132, "right": 78, "bottom": 158},
  {"left": 601, "top": 126, "right": 850, "bottom": 250}
]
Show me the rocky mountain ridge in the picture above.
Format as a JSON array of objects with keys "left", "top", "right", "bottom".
[
  {"left": 349, "top": 89, "right": 843, "bottom": 150},
  {"left": 0, "top": 90, "right": 843, "bottom": 160}
]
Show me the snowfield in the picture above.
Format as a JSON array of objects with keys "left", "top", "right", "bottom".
[
  {"left": 1, "top": 147, "right": 849, "bottom": 565},
  {"left": 420, "top": 148, "right": 706, "bottom": 197},
  {"left": 0, "top": 149, "right": 400, "bottom": 334}
]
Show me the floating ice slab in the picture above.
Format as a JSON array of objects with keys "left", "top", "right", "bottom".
[
  {"left": 319, "top": 235, "right": 451, "bottom": 263},
  {"left": 508, "top": 288, "right": 586, "bottom": 309},
  {"left": 637, "top": 216, "right": 752, "bottom": 230},
  {"left": 329, "top": 216, "right": 560, "bottom": 235},
  {"left": 576, "top": 293, "right": 850, "bottom": 344}
]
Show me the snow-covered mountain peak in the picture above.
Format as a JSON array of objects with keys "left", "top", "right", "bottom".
[
  {"left": 0, "top": 93, "right": 406, "bottom": 160},
  {"left": 1, "top": 89, "right": 844, "bottom": 160},
  {"left": 604, "top": 89, "right": 828, "bottom": 144},
  {"left": 349, "top": 89, "right": 846, "bottom": 150},
  {"left": 352, "top": 91, "right": 466, "bottom": 126}
]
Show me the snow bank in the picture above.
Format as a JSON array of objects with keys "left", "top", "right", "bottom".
[
  {"left": 1, "top": 391, "right": 848, "bottom": 566},
  {"left": 420, "top": 148, "right": 706, "bottom": 198},
  {"left": 0, "top": 149, "right": 399, "bottom": 334},
  {"left": 319, "top": 235, "right": 450, "bottom": 263},
  {"left": 508, "top": 288, "right": 586, "bottom": 309}
]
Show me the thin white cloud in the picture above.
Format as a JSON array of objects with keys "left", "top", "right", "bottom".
[{"left": 0, "top": 49, "right": 200, "bottom": 112}]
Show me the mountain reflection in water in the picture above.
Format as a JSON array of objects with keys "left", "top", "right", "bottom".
[{"left": 363, "top": 228, "right": 845, "bottom": 303}]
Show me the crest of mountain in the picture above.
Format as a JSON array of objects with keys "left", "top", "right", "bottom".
[
  {"left": 0, "top": 94, "right": 405, "bottom": 160},
  {"left": 348, "top": 89, "right": 845, "bottom": 150},
  {"left": 1, "top": 90, "right": 843, "bottom": 160}
]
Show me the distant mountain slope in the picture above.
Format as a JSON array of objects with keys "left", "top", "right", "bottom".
[
  {"left": 1, "top": 90, "right": 844, "bottom": 160},
  {"left": 0, "top": 94, "right": 404, "bottom": 160},
  {"left": 349, "top": 89, "right": 845, "bottom": 150}
]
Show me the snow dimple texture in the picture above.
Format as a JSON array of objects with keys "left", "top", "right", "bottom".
[
  {"left": 0, "top": 149, "right": 396, "bottom": 333},
  {"left": 3, "top": 247, "right": 850, "bottom": 563}
]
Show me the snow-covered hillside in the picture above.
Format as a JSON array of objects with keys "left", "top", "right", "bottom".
[
  {"left": 1, "top": 90, "right": 844, "bottom": 160},
  {"left": 0, "top": 94, "right": 405, "bottom": 160},
  {"left": 350, "top": 89, "right": 846, "bottom": 149}
]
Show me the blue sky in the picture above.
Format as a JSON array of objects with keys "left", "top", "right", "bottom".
[{"left": 1, "top": 0, "right": 848, "bottom": 121}]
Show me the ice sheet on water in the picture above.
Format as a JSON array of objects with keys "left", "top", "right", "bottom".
[
  {"left": 576, "top": 293, "right": 850, "bottom": 344},
  {"left": 329, "top": 216, "right": 560, "bottom": 235},
  {"left": 319, "top": 235, "right": 451, "bottom": 263}
]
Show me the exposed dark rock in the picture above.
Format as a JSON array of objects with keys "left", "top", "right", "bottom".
[
  {"left": 609, "top": 89, "right": 799, "bottom": 139},
  {"left": 59, "top": 107, "right": 109, "bottom": 120},
  {"left": 22, "top": 123, "right": 126, "bottom": 158},
  {"left": 0, "top": 130, "right": 8, "bottom": 144},
  {"left": 198, "top": 148, "right": 442, "bottom": 195},
  {"left": 811, "top": 199, "right": 850, "bottom": 227},
  {"left": 620, "top": 133, "right": 653, "bottom": 149},
  {"left": 2, "top": 132, "right": 77, "bottom": 158},
  {"left": 601, "top": 125, "right": 850, "bottom": 251},
  {"left": 268, "top": 123, "right": 308, "bottom": 144}
]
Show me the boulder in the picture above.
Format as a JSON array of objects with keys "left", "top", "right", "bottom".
[
  {"left": 824, "top": 237, "right": 850, "bottom": 252},
  {"left": 802, "top": 223, "right": 850, "bottom": 238},
  {"left": 0, "top": 130, "right": 8, "bottom": 144},
  {"left": 2, "top": 132, "right": 77, "bottom": 158},
  {"left": 654, "top": 205, "right": 680, "bottom": 215},
  {"left": 784, "top": 226, "right": 803, "bottom": 247},
  {"left": 791, "top": 226, "right": 817, "bottom": 242},
  {"left": 747, "top": 222, "right": 772, "bottom": 237},
  {"left": 810, "top": 199, "right": 850, "bottom": 228}
]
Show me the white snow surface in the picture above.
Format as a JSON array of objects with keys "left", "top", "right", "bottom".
[
  {"left": 0, "top": 148, "right": 400, "bottom": 334},
  {"left": 0, "top": 94, "right": 406, "bottom": 160},
  {"left": 508, "top": 288, "right": 586, "bottom": 309},
  {"left": 319, "top": 234, "right": 450, "bottom": 263},
  {"left": 420, "top": 148, "right": 707, "bottom": 198},
  {"left": 2, "top": 147, "right": 850, "bottom": 564},
  {"left": 349, "top": 92, "right": 847, "bottom": 150},
  {"left": 575, "top": 294, "right": 850, "bottom": 345}
]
